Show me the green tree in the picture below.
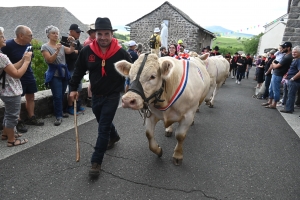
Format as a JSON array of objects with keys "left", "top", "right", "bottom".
[
  {"left": 31, "top": 39, "right": 48, "bottom": 91},
  {"left": 243, "top": 33, "right": 263, "bottom": 55}
]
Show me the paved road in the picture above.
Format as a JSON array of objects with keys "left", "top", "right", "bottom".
[{"left": 1, "top": 71, "right": 300, "bottom": 200}]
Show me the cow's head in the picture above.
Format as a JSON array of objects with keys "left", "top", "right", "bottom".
[{"left": 115, "top": 53, "right": 176, "bottom": 110}]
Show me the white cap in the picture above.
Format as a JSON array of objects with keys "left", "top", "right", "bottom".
[
  {"left": 154, "top": 27, "right": 160, "bottom": 32},
  {"left": 128, "top": 40, "right": 137, "bottom": 47}
]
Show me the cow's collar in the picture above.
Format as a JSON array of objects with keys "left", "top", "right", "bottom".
[
  {"left": 156, "top": 60, "right": 189, "bottom": 111},
  {"left": 128, "top": 53, "right": 165, "bottom": 111}
]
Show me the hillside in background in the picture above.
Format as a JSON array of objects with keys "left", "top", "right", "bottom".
[
  {"left": 114, "top": 25, "right": 130, "bottom": 34},
  {"left": 211, "top": 36, "right": 248, "bottom": 55},
  {"left": 205, "top": 26, "right": 254, "bottom": 38}
]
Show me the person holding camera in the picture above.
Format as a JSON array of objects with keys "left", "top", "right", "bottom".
[
  {"left": 65, "top": 24, "right": 85, "bottom": 115},
  {"left": 1, "top": 25, "right": 44, "bottom": 133},
  {"left": 41, "top": 25, "right": 75, "bottom": 126},
  {"left": 0, "top": 27, "right": 32, "bottom": 147}
]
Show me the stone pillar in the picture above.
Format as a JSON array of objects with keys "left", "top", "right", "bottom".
[{"left": 283, "top": 0, "right": 300, "bottom": 46}]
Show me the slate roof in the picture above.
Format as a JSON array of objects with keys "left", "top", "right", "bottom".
[
  {"left": 263, "top": 13, "right": 288, "bottom": 28},
  {"left": 126, "top": 1, "right": 215, "bottom": 37},
  {"left": 0, "top": 6, "right": 89, "bottom": 44}
]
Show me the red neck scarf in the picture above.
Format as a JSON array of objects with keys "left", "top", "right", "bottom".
[{"left": 90, "top": 38, "right": 121, "bottom": 76}]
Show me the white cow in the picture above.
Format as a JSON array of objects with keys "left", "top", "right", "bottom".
[
  {"left": 191, "top": 53, "right": 230, "bottom": 108},
  {"left": 115, "top": 53, "right": 210, "bottom": 165}
]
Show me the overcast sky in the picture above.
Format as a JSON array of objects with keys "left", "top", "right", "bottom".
[{"left": 2, "top": 0, "right": 288, "bottom": 35}]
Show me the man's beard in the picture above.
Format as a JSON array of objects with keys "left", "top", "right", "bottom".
[{"left": 283, "top": 49, "right": 288, "bottom": 53}]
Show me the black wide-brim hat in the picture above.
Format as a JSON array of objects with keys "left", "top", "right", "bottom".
[{"left": 94, "top": 17, "right": 117, "bottom": 31}]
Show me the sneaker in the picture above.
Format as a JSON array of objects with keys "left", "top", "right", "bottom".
[
  {"left": 86, "top": 98, "right": 92, "bottom": 108},
  {"left": 277, "top": 103, "right": 284, "bottom": 107},
  {"left": 25, "top": 116, "right": 44, "bottom": 126},
  {"left": 62, "top": 113, "right": 69, "bottom": 118},
  {"left": 238, "top": 81, "right": 240, "bottom": 85},
  {"left": 67, "top": 106, "right": 79, "bottom": 115},
  {"left": 107, "top": 135, "right": 120, "bottom": 150},
  {"left": 78, "top": 106, "right": 85, "bottom": 112},
  {"left": 54, "top": 118, "right": 62, "bottom": 126},
  {"left": 235, "top": 80, "right": 238, "bottom": 83},
  {"left": 231, "top": 76, "right": 234, "bottom": 79},
  {"left": 280, "top": 109, "right": 293, "bottom": 114},
  {"left": 89, "top": 163, "right": 101, "bottom": 176},
  {"left": 16, "top": 120, "right": 28, "bottom": 133}
]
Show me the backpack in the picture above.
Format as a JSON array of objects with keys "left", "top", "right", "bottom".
[{"left": 149, "top": 34, "right": 157, "bottom": 49}]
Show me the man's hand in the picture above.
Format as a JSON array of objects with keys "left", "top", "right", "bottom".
[{"left": 69, "top": 91, "right": 79, "bottom": 102}]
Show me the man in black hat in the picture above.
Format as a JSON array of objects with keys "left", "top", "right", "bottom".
[
  {"left": 261, "top": 41, "right": 293, "bottom": 109},
  {"left": 68, "top": 17, "right": 132, "bottom": 177},
  {"left": 66, "top": 24, "right": 85, "bottom": 115},
  {"left": 210, "top": 46, "right": 221, "bottom": 56}
]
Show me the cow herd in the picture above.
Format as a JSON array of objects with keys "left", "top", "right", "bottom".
[{"left": 115, "top": 52, "right": 230, "bottom": 166}]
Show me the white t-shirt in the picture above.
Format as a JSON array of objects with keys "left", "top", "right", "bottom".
[
  {"left": 0, "top": 53, "right": 23, "bottom": 96},
  {"left": 274, "top": 51, "right": 285, "bottom": 62}
]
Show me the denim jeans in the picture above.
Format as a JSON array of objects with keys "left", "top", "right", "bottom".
[
  {"left": 282, "top": 82, "right": 288, "bottom": 105},
  {"left": 268, "top": 74, "right": 282, "bottom": 102},
  {"left": 49, "top": 76, "right": 68, "bottom": 119},
  {"left": 91, "top": 92, "right": 120, "bottom": 165},
  {"left": 246, "top": 66, "right": 252, "bottom": 78},
  {"left": 263, "top": 75, "right": 272, "bottom": 99},
  {"left": 236, "top": 69, "right": 243, "bottom": 81},
  {"left": 232, "top": 67, "right": 237, "bottom": 77},
  {"left": 285, "top": 80, "right": 300, "bottom": 112}
]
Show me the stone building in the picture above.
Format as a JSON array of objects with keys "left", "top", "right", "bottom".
[
  {"left": 283, "top": 0, "right": 300, "bottom": 47},
  {"left": 125, "top": 1, "right": 215, "bottom": 53}
]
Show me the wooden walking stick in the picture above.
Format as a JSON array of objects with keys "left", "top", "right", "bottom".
[{"left": 74, "top": 100, "right": 80, "bottom": 162}]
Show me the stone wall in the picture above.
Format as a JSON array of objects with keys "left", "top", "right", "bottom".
[
  {"left": 129, "top": 4, "right": 212, "bottom": 53},
  {"left": 283, "top": 0, "right": 300, "bottom": 46},
  {"left": 0, "top": 83, "right": 89, "bottom": 130}
]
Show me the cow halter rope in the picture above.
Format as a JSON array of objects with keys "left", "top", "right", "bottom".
[{"left": 128, "top": 53, "right": 166, "bottom": 125}]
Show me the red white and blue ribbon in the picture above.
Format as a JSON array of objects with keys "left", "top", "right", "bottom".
[{"left": 159, "top": 60, "right": 189, "bottom": 111}]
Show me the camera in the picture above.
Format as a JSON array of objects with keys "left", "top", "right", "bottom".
[
  {"left": 25, "top": 46, "right": 33, "bottom": 53},
  {"left": 274, "top": 60, "right": 279, "bottom": 64},
  {"left": 60, "top": 35, "right": 69, "bottom": 46}
]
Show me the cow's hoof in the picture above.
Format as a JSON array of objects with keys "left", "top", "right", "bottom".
[
  {"left": 191, "top": 121, "right": 194, "bottom": 126},
  {"left": 196, "top": 108, "right": 200, "bottom": 113},
  {"left": 157, "top": 146, "right": 163, "bottom": 157},
  {"left": 173, "top": 157, "right": 183, "bottom": 166},
  {"left": 165, "top": 131, "right": 172, "bottom": 137},
  {"left": 209, "top": 104, "right": 214, "bottom": 108}
]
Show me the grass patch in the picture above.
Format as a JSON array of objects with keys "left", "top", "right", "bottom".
[{"left": 213, "top": 37, "right": 246, "bottom": 49}]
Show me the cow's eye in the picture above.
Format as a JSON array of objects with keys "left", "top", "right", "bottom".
[{"left": 150, "top": 75, "right": 156, "bottom": 80}]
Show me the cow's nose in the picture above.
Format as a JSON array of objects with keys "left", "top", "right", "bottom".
[
  {"left": 129, "top": 99, "right": 136, "bottom": 106},
  {"left": 122, "top": 97, "right": 137, "bottom": 108}
]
